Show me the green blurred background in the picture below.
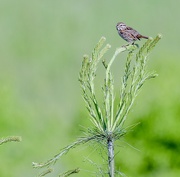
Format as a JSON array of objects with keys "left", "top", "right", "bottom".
[{"left": 0, "top": 0, "right": 180, "bottom": 176}]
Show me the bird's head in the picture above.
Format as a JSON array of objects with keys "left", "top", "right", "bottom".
[{"left": 116, "top": 22, "right": 126, "bottom": 31}]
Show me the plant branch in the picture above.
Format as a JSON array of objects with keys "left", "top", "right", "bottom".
[
  {"left": 107, "top": 135, "right": 114, "bottom": 177},
  {"left": 0, "top": 136, "right": 22, "bottom": 145}
]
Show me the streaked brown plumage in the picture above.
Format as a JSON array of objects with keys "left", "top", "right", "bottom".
[{"left": 116, "top": 22, "right": 148, "bottom": 44}]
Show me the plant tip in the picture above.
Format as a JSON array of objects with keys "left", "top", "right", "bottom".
[
  {"left": 158, "top": 34, "right": 162, "bottom": 38},
  {"left": 107, "top": 44, "right": 111, "bottom": 49},
  {"left": 101, "top": 36, "right": 106, "bottom": 41},
  {"left": 148, "top": 37, "right": 153, "bottom": 40},
  {"left": 83, "top": 54, "right": 88, "bottom": 58}
]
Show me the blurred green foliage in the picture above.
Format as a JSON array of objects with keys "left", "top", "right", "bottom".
[{"left": 0, "top": 0, "right": 180, "bottom": 177}]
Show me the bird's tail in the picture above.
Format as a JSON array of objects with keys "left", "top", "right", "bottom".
[
  {"left": 137, "top": 34, "right": 149, "bottom": 39},
  {"left": 140, "top": 35, "right": 149, "bottom": 39}
]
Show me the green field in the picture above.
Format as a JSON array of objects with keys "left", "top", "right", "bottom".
[{"left": 0, "top": 0, "right": 180, "bottom": 177}]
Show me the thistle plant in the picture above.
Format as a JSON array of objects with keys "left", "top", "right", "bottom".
[{"left": 33, "top": 34, "right": 161, "bottom": 177}]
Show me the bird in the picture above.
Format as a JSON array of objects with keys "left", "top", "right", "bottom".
[{"left": 116, "top": 22, "right": 149, "bottom": 44}]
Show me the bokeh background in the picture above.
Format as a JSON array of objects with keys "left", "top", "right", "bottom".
[{"left": 0, "top": 0, "right": 180, "bottom": 177}]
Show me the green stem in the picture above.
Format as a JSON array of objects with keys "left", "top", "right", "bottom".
[{"left": 107, "top": 135, "right": 114, "bottom": 177}]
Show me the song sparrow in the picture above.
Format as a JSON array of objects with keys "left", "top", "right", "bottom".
[{"left": 116, "top": 22, "right": 148, "bottom": 44}]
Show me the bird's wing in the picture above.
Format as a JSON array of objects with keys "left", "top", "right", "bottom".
[
  {"left": 126, "top": 26, "right": 134, "bottom": 30},
  {"left": 126, "top": 27, "right": 140, "bottom": 40}
]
